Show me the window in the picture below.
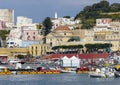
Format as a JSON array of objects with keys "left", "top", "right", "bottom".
[
  {"left": 64, "top": 32, "right": 66, "bottom": 35},
  {"left": 50, "top": 42, "right": 52, "bottom": 47},
  {"left": 33, "top": 32, "right": 35, "bottom": 35},
  {"left": 36, "top": 46, "right": 37, "bottom": 55},
  {"left": 27, "top": 36, "right": 30, "bottom": 40},
  {"left": 32, "top": 46, "right": 33, "bottom": 50},
  {"left": 107, "top": 36, "right": 109, "bottom": 39},
  {"left": 10, "top": 42, "right": 14, "bottom": 44},
  {"left": 27, "top": 32, "right": 29, "bottom": 35},
  {"left": 33, "top": 36, "right": 35, "bottom": 40},
  {"left": 95, "top": 36, "right": 97, "bottom": 39}
]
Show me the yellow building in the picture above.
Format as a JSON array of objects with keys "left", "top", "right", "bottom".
[
  {"left": 94, "top": 30, "right": 120, "bottom": 51},
  {"left": 46, "top": 25, "right": 73, "bottom": 47},
  {"left": 94, "top": 31, "right": 120, "bottom": 41},
  {"left": 72, "top": 29, "right": 94, "bottom": 42},
  {"left": 29, "top": 44, "right": 50, "bottom": 57},
  {"left": 0, "top": 48, "right": 28, "bottom": 59},
  {"left": 0, "top": 44, "right": 50, "bottom": 59}
]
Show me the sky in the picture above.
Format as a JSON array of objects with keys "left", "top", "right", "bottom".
[{"left": 0, "top": 0, "right": 120, "bottom": 23}]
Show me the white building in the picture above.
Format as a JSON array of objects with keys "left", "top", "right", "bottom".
[
  {"left": 110, "top": 21, "right": 120, "bottom": 32},
  {"left": 17, "top": 16, "right": 32, "bottom": 28},
  {"left": 94, "top": 18, "right": 112, "bottom": 32},
  {"left": 70, "top": 56, "right": 80, "bottom": 68},
  {"left": 7, "top": 23, "right": 40, "bottom": 48},
  {"left": 0, "top": 9, "right": 14, "bottom": 28},
  {"left": 51, "top": 12, "right": 81, "bottom": 30},
  {"left": 60, "top": 56, "right": 80, "bottom": 67}
]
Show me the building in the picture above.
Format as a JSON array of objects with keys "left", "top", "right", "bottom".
[
  {"left": 29, "top": 44, "right": 50, "bottom": 57},
  {"left": 60, "top": 56, "right": 80, "bottom": 67},
  {"left": 94, "top": 18, "right": 112, "bottom": 32},
  {"left": 0, "top": 20, "right": 7, "bottom": 30},
  {"left": 0, "top": 48, "right": 28, "bottom": 59},
  {"left": 0, "top": 44, "right": 50, "bottom": 59},
  {"left": 72, "top": 29, "right": 94, "bottom": 42},
  {"left": 0, "top": 9, "right": 14, "bottom": 28},
  {"left": 110, "top": 21, "right": 120, "bottom": 32},
  {"left": 51, "top": 12, "right": 81, "bottom": 30},
  {"left": 7, "top": 24, "right": 40, "bottom": 48},
  {"left": 46, "top": 25, "right": 73, "bottom": 47},
  {"left": 17, "top": 16, "right": 32, "bottom": 28},
  {"left": 21, "top": 26, "right": 40, "bottom": 47}
]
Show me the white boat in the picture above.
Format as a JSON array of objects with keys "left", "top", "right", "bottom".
[
  {"left": 61, "top": 69, "right": 76, "bottom": 73},
  {"left": 89, "top": 68, "right": 106, "bottom": 78},
  {"left": 8, "top": 59, "right": 21, "bottom": 64},
  {"left": 0, "top": 65, "right": 9, "bottom": 72},
  {"left": 89, "top": 67, "right": 115, "bottom": 78},
  {"left": 101, "top": 67, "right": 115, "bottom": 78}
]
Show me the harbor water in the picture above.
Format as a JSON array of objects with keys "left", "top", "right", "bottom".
[{"left": 0, "top": 74, "right": 120, "bottom": 85}]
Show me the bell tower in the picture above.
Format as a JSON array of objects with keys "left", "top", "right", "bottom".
[{"left": 55, "top": 12, "right": 58, "bottom": 19}]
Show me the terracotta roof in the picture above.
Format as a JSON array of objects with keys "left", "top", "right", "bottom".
[
  {"left": 54, "top": 26, "right": 70, "bottom": 31},
  {"left": 42, "top": 53, "right": 109, "bottom": 60}
]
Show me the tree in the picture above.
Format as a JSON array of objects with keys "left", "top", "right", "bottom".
[
  {"left": 0, "top": 30, "right": 10, "bottom": 40},
  {"left": 42, "top": 17, "right": 52, "bottom": 36},
  {"left": 68, "top": 36, "right": 80, "bottom": 42},
  {"left": 52, "top": 45, "right": 83, "bottom": 54},
  {"left": 42, "top": 17, "right": 53, "bottom": 43},
  {"left": 0, "top": 30, "right": 10, "bottom": 47},
  {"left": 110, "top": 3, "right": 120, "bottom": 12},
  {"left": 74, "top": 0, "right": 120, "bottom": 29},
  {"left": 36, "top": 23, "right": 42, "bottom": 34},
  {"left": 84, "top": 43, "right": 112, "bottom": 53},
  {"left": 16, "top": 54, "right": 25, "bottom": 59},
  {"left": 63, "top": 16, "right": 71, "bottom": 18}
]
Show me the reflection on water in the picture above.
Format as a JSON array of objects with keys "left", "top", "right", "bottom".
[{"left": 0, "top": 74, "right": 120, "bottom": 85}]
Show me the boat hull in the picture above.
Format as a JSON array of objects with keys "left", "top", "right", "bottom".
[
  {"left": 89, "top": 74, "right": 106, "bottom": 78},
  {"left": 89, "top": 72, "right": 106, "bottom": 78}
]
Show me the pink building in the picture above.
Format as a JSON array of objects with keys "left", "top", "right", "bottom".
[{"left": 23, "top": 30, "right": 39, "bottom": 40}]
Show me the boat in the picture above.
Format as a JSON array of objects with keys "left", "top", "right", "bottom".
[
  {"left": 8, "top": 59, "right": 21, "bottom": 64},
  {"left": 89, "top": 67, "right": 115, "bottom": 78},
  {"left": 0, "top": 65, "right": 12, "bottom": 75},
  {"left": 103, "top": 67, "right": 115, "bottom": 78},
  {"left": 114, "top": 72, "right": 120, "bottom": 78},
  {"left": 114, "top": 64, "right": 120, "bottom": 77},
  {"left": 60, "top": 67, "right": 76, "bottom": 73},
  {"left": 61, "top": 69, "right": 76, "bottom": 73},
  {"left": 89, "top": 68, "right": 106, "bottom": 78}
]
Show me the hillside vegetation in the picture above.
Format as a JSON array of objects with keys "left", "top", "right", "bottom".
[{"left": 75, "top": 0, "right": 120, "bottom": 29}]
